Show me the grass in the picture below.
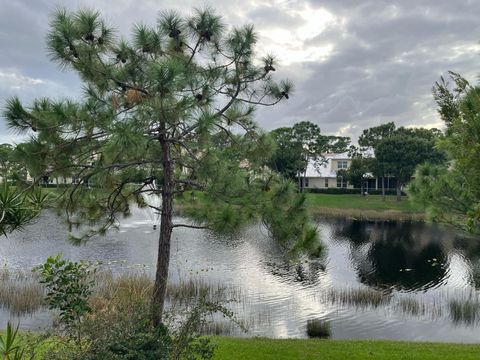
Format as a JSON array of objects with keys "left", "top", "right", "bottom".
[
  {"left": 305, "top": 194, "right": 425, "bottom": 221},
  {"left": 0, "top": 267, "right": 45, "bottom": 315},
  {"left": 306, "top": 319, "right": 331, "bottom": 338},
  {"left": 326, "top": 288, "right": 390, "bottom": 308},
  {"left": 212, "top": 337, "right": 480, "bottom": 360},
  {"left": 449, "top": 297, "right": 480, "bottom": 325}
]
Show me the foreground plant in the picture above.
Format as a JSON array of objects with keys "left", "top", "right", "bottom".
[
  {"left": 36, "top": 255, "right": 95, "bottom": 343},
  {"left": 0, "top": 183, "right": 47, "bottom": 236},
  {"left": 4, "top": 6, "right": 321, "bottom": 326}
]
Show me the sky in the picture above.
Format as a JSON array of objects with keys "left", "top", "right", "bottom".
[{"left": 1, "top": 0, "right": 480, "bottom": 144}]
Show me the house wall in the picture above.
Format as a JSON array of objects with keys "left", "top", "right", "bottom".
[
  {"left": 330, "top": 159, "right": 351, "bottom": 172},
  {"left": 304, "top": 177, "right": 354, "bottom": 189}
]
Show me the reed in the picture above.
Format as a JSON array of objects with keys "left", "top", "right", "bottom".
[
  {"left": 449, "top": 296, "right": 480, "bottom": 325},
  {"left": 306, "top": 319, "right": 331, "bottom": 338},
  {"left": 0, "top": 268, "right": 45, "bottom": 315},
  {"left": 396, "top": 297, "right": 424, "bottom": 316},
  {"left": 327, "top": 288, "right": 390, "bottom": 308}
]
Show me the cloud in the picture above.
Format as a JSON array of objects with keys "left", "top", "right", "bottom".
[{"left": 1, "top": 0, "right": 479, "bottom": 144}]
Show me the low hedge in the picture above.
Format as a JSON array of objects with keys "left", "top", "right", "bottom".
[{"left": 306, "top": 188, "right": 406, "bottom": 196}]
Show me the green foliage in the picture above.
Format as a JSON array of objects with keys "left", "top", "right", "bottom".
[
  {"left": 43, "top": 281, "right": 221, "bottom": 360},
  {"left": 35, "top": 255, "right": 95, "bottom": 341},
  {"left": 409, "top": 72, "right": 480, "bottom": 233},
  {"left": 0, "top": 183, "right": 47, "bottom": 236},
  {"left": 4, "top": 6, "right": 314, "bottom": 322},
  {"left": 261, "top": 180, "right": 324, "bottom": 257},
  {"left": 357, "top": 122, "right": 444, "bottom": 200},
  {"left": 0, "top": 322, "right": 21, "bottom": 360},
  {"left": 268, "top": 122, "right": 350, "bottom": 185}
]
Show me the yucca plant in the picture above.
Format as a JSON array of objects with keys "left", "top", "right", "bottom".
[
  {"left": 0, "top": 322, "right": 22, "bottom": 360},
  {"left": 0, "top": 183, "right": 46, "bottom": 236}
]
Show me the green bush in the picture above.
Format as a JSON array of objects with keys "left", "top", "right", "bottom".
[
  {"left": 35, "top": 255, "right": 95, "bottom": 342},
  {"left": 306, "top": 188, "right": 405, "bottom": 196}
]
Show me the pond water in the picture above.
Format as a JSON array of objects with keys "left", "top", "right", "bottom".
[{"left": 1, "top": 206, "right": 480, "bottom": 342}]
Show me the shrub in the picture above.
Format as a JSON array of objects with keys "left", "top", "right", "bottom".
[
  {"left": 306, "top": 319, "right": 331, "bottom": 338},
  {"left": 307, "top": 188, "right": 406, "bottom": 195},
  {"left": 35, "top": 255, "right": 95, "bottom": 342}
]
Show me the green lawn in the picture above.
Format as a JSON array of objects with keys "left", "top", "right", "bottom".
[
  {"left": 305, "top": 194, "right": 425, "bottom": 221},
  {"left": 212, "top": 338, "right": 480, "bottom": 360},
  {"left": 306, "top": 194, "right": 421, "bottom": 212}
]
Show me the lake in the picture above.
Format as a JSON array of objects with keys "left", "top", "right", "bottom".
[{"left": 1, "top": 206, "right": 480, "bottom": 342}]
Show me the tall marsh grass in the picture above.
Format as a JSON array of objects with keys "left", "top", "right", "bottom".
[
  {"left": 449, "top": 293, "right": 480, "bottom": 325},
  {"left": 0, "top": 267, "right": 45, "bottom": 315},
  {"left": 326, "top": 288, "right": 390, "bottom": 308}
]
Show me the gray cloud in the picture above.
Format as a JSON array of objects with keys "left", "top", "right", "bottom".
[{"left": 1, "top": 0, "right": 480, "bottom": 144}]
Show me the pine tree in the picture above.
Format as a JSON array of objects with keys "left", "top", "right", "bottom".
[{"left": 4, "top": 8, "right": 320, "bottom": 325}]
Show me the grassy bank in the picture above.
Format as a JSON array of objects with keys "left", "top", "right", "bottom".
[
  {"left": 306, "top": 194, "right": 425, "bottom": 221},
  {"left": 212, "top": 337, "right": 480, "bottom": 360}
]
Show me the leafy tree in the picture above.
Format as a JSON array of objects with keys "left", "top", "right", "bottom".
[
  {"left": 375, "top": 132, "right": 443, "bottom": 201},
  {"left": 268, "top": 121, "right": 349, "bottom": 191},
  {"left": 358, "top": 122, "right": 396, "bottom": 149},
  {"left": 268, "top": 127, "right": 305, "bottom": 180},
  {"left": 358, "top": 123, "right": 396, "bottom": 200},
  {"left": 358, "top": 123, "right": 444, "bottom": 201},
  {"left": 0, "top": 144, "right": 13, "bottom": 179},
  {"left": 409, "top": 72, "right": 480, "bottom": 233},
  {"left": 337, "top": 156, "right": 372, "bottom": 195},
  {"left": 4, "top": 8, "right": 321, "bottom": 325},
  {"left": 36, "top": 255, "right": 95, "bottom": 343}
]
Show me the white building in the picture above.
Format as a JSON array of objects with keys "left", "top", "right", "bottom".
[{"left": 301, "top": 152, "right": 353, "bottom": 189}]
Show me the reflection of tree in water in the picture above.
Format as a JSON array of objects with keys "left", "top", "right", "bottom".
[
  {"left": 453, "top": 236, "right": 480, "bottom": 289},
  {"left": 334, "top": 220, "right": 449, "bottom": 291},
  {"left": 264, "top": 260, "right": 327, "bottom": 286}
]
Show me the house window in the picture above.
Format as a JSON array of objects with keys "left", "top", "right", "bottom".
[
  {"left": 324, "top": 178, "right": 329, "bottom": 188},
  {"left": 304, "top": 178, "right": 309, "bottom": 188},
  {"left": 337, "top": 176, "right": 349, "bottom": 188},
  {"left": 337, "top": 160, "right": 348, "bottom": 169}
]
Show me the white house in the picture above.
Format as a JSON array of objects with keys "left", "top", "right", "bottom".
[
  {"left": 301, "top": 152, "right": 398, "bottom": 191},
  {"left": 301, "top": 152, "right": 354, "bottom": 189}
]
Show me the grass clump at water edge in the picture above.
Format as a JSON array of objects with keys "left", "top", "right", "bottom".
[{"left": 306, "top": 319, "right": 331, "bottom": 338}]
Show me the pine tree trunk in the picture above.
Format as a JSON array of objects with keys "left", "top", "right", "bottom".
[
  {"left": 152, "top": 138, "right": 173, "bottom": 326},
  {"left": 381, "top": 176, "right": 385, "bottom": 201}
]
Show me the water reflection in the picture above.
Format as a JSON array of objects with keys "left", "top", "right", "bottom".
[
  {"left": 333, "top": 220, "right": 450, "bottom": 291},
  {"left": 2, "top": 211, "right": 480, "bottom": 342}
]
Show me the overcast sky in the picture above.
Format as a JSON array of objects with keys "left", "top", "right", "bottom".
[{"left": 1, "top": 0, "right": 480, "bottom": 144}]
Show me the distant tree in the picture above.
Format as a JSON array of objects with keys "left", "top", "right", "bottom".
[
  {"left": 268, "top": 121, "right": 349, "bottom": 191},
  {"left": 268, "top": 127, "right": 305, "bottom": 180},
  {"left": 409, "top": 72, "right": 480, "bottom": 233},
  {"left": 337, "top": 155, "right": 372, "bottom": 195},
  {"left": 358, "top": 123, "right": 444, "bottom": 201},
  {"left": 375, "top": 133, "right": 444, "bottom": 201},
  {"left": 358, "top": 122, "right": 396, "bottom": 149},
  {"left": 358, "top": 123, "right": 396, "bottom": 200},
  {"left": 4, "top": 8, "right": 322, "bottom": 326},
  {"left": 0, "top": 144, "right": 13, "bottom": 178}
]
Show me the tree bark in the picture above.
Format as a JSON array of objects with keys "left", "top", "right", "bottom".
[
  {"left": 381, "top": 176, "right": 385, "bottom": 201},
  {"left": 152, "top": 138, "right": 173, "bottom": 326},
  {"left": 396, "top": 181, "right": 402, "bottom": 201}
]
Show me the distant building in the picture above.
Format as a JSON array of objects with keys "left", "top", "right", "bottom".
[{"left": 300, "top": 152, "right": 397, "bottom": 191}]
